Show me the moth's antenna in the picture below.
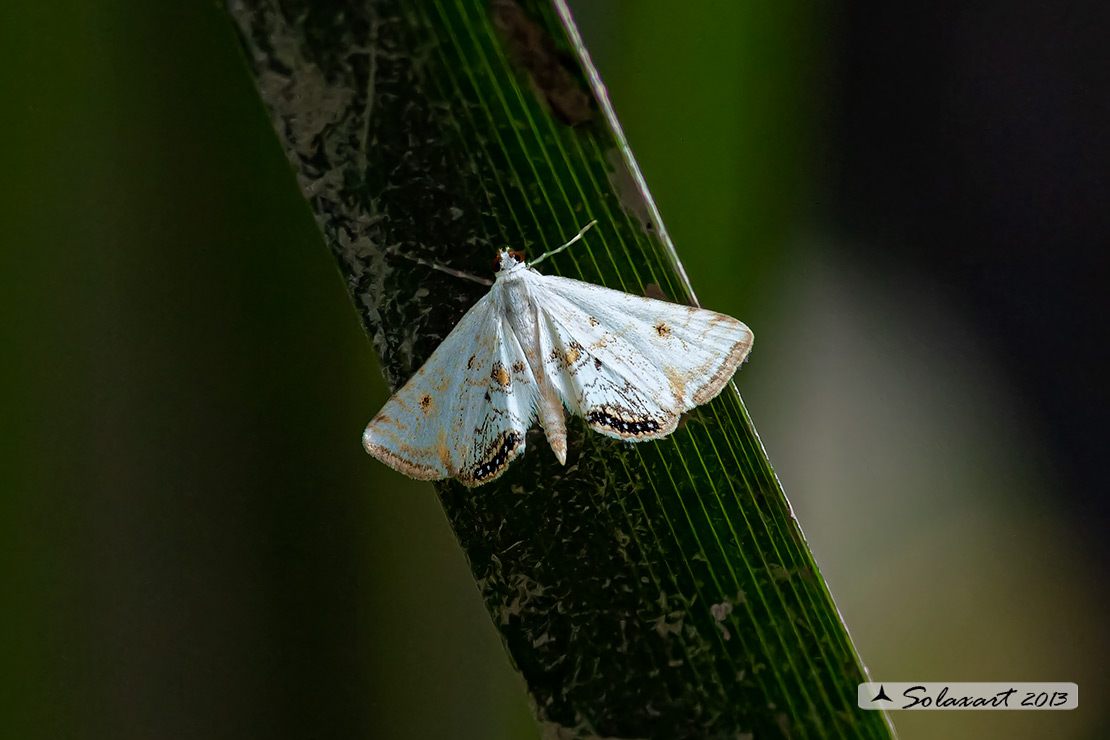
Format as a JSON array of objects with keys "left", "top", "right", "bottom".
[
  {"left": 531, "top": 220, "right": 598, "bottom": 266},
  {"left": 388, "top": 249, "right": 493, "bottom": 286}
]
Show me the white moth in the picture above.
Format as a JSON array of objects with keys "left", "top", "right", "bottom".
[{"left": 363, "top": 223, "right": 753, "bottom": 486}]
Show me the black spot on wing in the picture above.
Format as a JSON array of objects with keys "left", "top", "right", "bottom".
[
  {"left": 460, "top": 430, "right": 523, "bottom": 486},
  {"left": 586, "top": 405, "right": 675, "bottom": 440}
]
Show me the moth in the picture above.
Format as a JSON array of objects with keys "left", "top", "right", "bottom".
[{"left": 363, "top": 223, "right": 753, "bottom": 486}]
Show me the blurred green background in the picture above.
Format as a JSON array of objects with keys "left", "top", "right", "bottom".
[{"left": 2, "top": 1, "right": 1106, "bottom": 739}]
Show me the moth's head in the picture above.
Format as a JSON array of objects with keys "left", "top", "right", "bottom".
[{"left": 493, "top": 249, "right": 527, "bottom": 274}]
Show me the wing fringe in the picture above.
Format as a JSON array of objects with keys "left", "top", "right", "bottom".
[{"left": 689, "top": 319, "right": 753, "bottom": 406}]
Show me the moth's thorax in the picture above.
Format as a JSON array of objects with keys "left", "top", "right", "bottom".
[{"left": 491, "top": 256, "right": 540, "bottom": 350}]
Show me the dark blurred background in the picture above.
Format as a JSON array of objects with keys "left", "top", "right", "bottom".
[{"left": 1, "top": 1, "right": 1106, "bottom": 739}]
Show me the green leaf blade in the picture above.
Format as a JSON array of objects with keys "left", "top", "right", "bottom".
[{"left": 228, "top": 0, "right": 895, "bottom": 737}]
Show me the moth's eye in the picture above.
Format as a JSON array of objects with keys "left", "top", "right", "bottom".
[
  {"left": 492, "top": 254, "right": 503, "bottom": 271},
  {"left": 509, "top": 250, "right": 525, "bottom": 263}
]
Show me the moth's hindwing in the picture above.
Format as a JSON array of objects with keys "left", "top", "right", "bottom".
[{"left": 454, "top": 315, "right": 534, "bottom": 486}]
